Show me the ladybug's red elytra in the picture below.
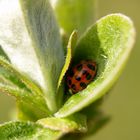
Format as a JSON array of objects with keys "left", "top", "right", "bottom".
[{"left": 66, "top": 60, "right": 97, "bottom": 93}]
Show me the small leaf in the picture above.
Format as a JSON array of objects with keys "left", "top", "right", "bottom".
[
  {"left": 56, "top": 31, "right": 77, "bottom": 109},
  {"left": 37, "top": 113, "right": 87, "bottom": 133},
  {"left": 0, "top": 121, "right": 63, "bottom": 140},
  {"left": 54, "top": 0, "right": 97, "bottom": 36},
  {"left": 55, "top": 14, "right": 135, "bottom": 118},
  {"left": 57, "top": 30, "right": 77, "bottom": 89}
]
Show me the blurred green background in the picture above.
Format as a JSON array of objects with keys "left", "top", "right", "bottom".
[
  {"left": 0, "top": 0, "right": 139, "bottom": 140},
  {"left": 92, "top": 0, "right": 140, "bottom": 140}
]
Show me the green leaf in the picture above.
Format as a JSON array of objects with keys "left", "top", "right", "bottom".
[
  {"left": 55, "top": 14, "right": 135, "bottom": 118},
  {"left": 0, "top": 121, "right": 63, "bottom": 140},
  {"left": 56, "top": 30, "right": 77, "bottom": 109},
  {"left": 17, "top": 102, "right": 49, "bottom": 122},
  {"left": 54, "top": 0, "right": 97, "bottom": 36},
  {"left": 0, "top": 0, "right": 65, "bottom": 112},
  {"left": 0, "top": 57, "right": 50, "bottom": 118},
  {"left": 0, "top": 82, "right": 50, "bottom": 117},
  {"left": 0, "top": 57, "right": 43, "bottom": 95},
  {"left": 57, "top": 30, "right": 77, "bottom": 89},
  {"left": 19, "top": 0, "right": 65, "bottom": 112},
  {"left": 37, "top": 113, "right": 87, "bottom": 133}
]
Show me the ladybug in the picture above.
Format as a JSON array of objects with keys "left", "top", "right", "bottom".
[{"left": 66, "top": 60, "right": 97, "bottom": 93}]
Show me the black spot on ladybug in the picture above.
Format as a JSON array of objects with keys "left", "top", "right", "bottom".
[
  {"left": 75, "top": 76, "right": 81, "bottom": 81},
  {"left": 80, "top": 82, "right": 87, "bottom": 88},
  {"left": 77, "top": 64, "right": 83, "bottom": 71},
  {"left": 82, "top": 70, "right": 87, "bottom": 75},
  {"left": 71, "top": 84, "right": 76, "bottom": 90},
  {"left": 68, "top": 79, "right": 72, "bottom": 85},
  {"left": 87, "top": 64, "right": 95, "bottom": 71},
  {"left": 86, "top": 73, "right": 92, "bottom": 80},
  {"left": 69, "top": 70, "right": 74, "bottom": 77}
]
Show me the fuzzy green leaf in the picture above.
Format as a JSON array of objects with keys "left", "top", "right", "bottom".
[
  {"left": 57, "top": 30, "right": 77, "bottom": 89},
  {"left": 0, "top": 57, "right": 50, "bottom": 118},
  {"left": 0, "top": 57, "right": 43, "bottom": 96},
  {"left": 19, "top": 0, "right": 65, "bottom": 112},
  {"left": 0, "top": 0, "right": 64, "bottom": 113},
  {"left": 0, "top": 121, "right": 63, "bottom": 140},
  {"left": 56, "top": 31, "right": 77, "bottom": 108},
  {"left": 37, "top": 114, "right": 87, "bottom": 133},
  {"left": 54, "top": 0, "right": 97, "bottom": 36},
  {"left": 0, "top": 82, "right": 50, "bottom": 119},
  {"left": 55, "top": 14, "right": 135, "bottom": 118},
  {"left": 17, "top": 102, "right": 49, "bottom": 122}
]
